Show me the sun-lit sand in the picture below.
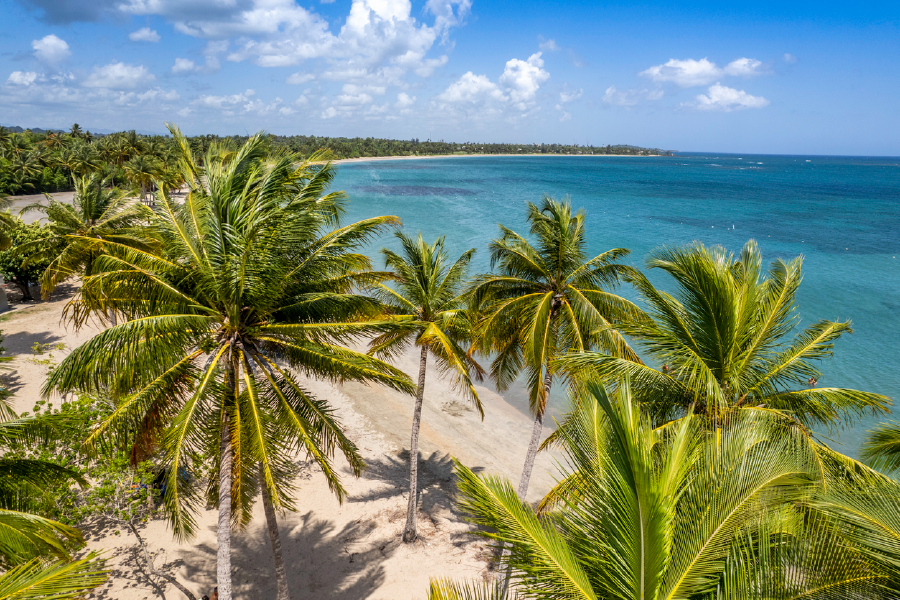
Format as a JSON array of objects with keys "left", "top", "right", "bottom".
[{"left": 1, "top": 284, "right": 558, "bottom": 600}]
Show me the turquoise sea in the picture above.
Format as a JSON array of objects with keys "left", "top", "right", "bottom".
[{"left": 331, "top": 154, "right": 900, "bottom": 457}]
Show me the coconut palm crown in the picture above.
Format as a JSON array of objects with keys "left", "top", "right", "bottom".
[
  {"left": 19, "top": 173, "right": 153, "bottom": 299},
  {"left": 555, "top": 239, "right": 890, "bottom": 428},
  {"left": 432, "top": 381, "right": 891, "bottom": 600},
  {"left": 470, "top": 196, "right": 643, "bottom": 497},
  {"left": 43, "top": 126, "right": 415, "bottom": 600}
]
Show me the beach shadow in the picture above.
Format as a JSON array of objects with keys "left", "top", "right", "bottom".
[
  {"left": 81, "top": 518, "right": 175, "bottom": 600},
  {"left": 351, "top": 451, "right": 485, "bottom": 547},
  {"left": 177, "top": 512, "right": 392, "bottom": 599},
  {"left": 3, "top": 329, "right": 66, "bottom": 358}
]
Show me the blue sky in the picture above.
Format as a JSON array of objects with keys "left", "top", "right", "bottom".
[{"left": 0, "top": 0, "right": 897, "bottom": 154}]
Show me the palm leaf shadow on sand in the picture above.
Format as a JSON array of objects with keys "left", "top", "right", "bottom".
[{"left": 175, "top": 513, "right": 392, "bottom": 599}]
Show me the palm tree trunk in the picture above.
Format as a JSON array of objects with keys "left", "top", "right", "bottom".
[
  {"left": 403, "top": 345, "right": 429, "bottom": 543},
  {"left": 260, "top": 468, "right": 289, "bottom": 600},
  {"left": 516, "top": 371, "right": 552, "bottom": 499},
  {"left": 499, "top": 371, "right": 553, "bottom": 599},
  {"left": 217, "top": 413, "right": 233, "bottom": 600},
  {"left": 217, "top": 360, "right": 235, "bottom": 600}
]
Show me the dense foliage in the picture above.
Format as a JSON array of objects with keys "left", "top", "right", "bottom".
[
  {"left": 0, "top": 219, "right": 55, "bottom": 300},
  {"left": 0, "top": 123, "right": 670, "bottom": 196},
  {"left": 270, "top": 136, "right": 670, "bottom": 158}
]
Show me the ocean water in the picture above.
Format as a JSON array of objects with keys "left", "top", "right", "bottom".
[{"left": 331, "top": 153, "right": 900, "bottom": 457}]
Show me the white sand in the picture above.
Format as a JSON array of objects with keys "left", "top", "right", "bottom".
[{"left": 1, "top": 284, "right": 559, "bottom": 600}]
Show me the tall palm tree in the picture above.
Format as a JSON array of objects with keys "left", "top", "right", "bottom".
[
  {"left": 430, "top": 381, "right": 890, "bottom": 599},
  {"left": 123, "top": 155, "right": 161, "bottom": 201},
  {"left": 19, "top": 173, "right": 153, "bottom": 300},
  {"left": 470, "top": 197, "right": 642, "bottom": 499},
  {"left": 369, "top": 232, "right": 484, "bottom": 542},
  {"left": 555, "top": 240, "right": 890, "bottom": 428},
  {"left": 44, "top": 126, "right": 415, "bottom": 600}
]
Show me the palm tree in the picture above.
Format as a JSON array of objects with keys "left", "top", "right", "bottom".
[
  {"left": 44, "top": 126, "right": 415, "bottom": 600},
  {"left": 470, "top": 197, "right": 642, "bottom": 499},
  {"left": 431, "top": 381, "right": 890, "bottom": 599},
  {"left": 861, "top": 421, "right": 900, "bottom": 472},
  {"left": 123, "top": 155, "right": 161, "bottom": 202},
  {"left": 54, "top": 143, "right": 100, "bottom": 180},
  {"left": 0, "top": 128, "right": 11, "bottom": 158},
  {"left": 554, "top": 240, "right": 890, "bottom": 428},
  {"left": 369, "top": 232, "right": 484, "bottom": 542},
  {"left": 19, "top": 173, "right": 153, "bottom": 300}
]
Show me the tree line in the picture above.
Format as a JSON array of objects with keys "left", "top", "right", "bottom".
[
  {"left": 0, "top": 123, "right": 670, "bottom": 196},
  {"left": 0, "top": 125, "right": 897, "bottom": 599}
]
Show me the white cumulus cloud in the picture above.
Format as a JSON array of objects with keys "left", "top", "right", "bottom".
[
  {"left": 129, "top": 27, "right": 160, "bottom": 42},
  {"left": 172, "top": 58, "right": 196, "bottom": 74},
  {"left": 395, "top": 92, "right": 416, "bottom": 109},
  {"left": 83, "top": 62, "right": 154, "bottom": 89},
  {"left": 499, "top": 52, "right": 550, "bottom": 107},
  {"left": 693, "top": 83, "right": 769, "bottom": 111},
  {"left": 539, "top": 38, "right": 559, "bottom": 51},
  {"left": 559, "top": 88, "right": 582, "bottom": 104},
  {"left": 5, "top": 71, "right": 40, "bottom": 86},
  {"left": 602, "top": 85, "right": 663, "bottom": 107},
  {"left": 286, "top": 72, "right": 314, "bottom": 85},
  {"left": 118, "top": 0, "right": 469, "bottom": 88},
  {"left": 435, "top": 52, "right": 550, "bottom": 119},
  {"left": 722, "top": 57, "right": 763, "bottom": 76},
  {"left": 436, "top": 72, "right": 507, "bottom": 105},
  {"left": 32, "top": 35, "right": 70, "bottom": 64},
  {"left": 640, "top": 57, "right": 765, "bottom": 87}
]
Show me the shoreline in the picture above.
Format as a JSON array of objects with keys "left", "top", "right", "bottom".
[{"left": 333, "top": 153, "right": 663, "bottom": 164}]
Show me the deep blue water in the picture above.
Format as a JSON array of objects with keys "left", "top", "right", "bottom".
[{"left": 331, "top": 153, "right": 900, "bottom": 457}]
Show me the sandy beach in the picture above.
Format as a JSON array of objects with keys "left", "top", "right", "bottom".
[{"left": 0, "top": 284, "right": 559, "bottom": 600}]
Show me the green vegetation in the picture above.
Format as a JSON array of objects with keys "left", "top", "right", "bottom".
[
  {"left": 270, "top": 136, "right": 670, "bottom": 158},
  {"left": 20, "top": 172, "right": 153, "bottom": 299},
  {"left": 432, "top": 381, "right": 900, "bottom": 599},
  {"left": 0, "top": 123, "right": 893, "bottom": 600},
  {"left": 0, "top": 123, "right": 669, "bottom": 197},
  {"left": 554, "top": 240, "right": 890, "bottom": 428},
  {"left": 0, "top": 220, "right": 54, "bottom": 300}
]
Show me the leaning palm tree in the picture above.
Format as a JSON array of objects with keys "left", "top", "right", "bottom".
[
  {"left": 470, "top": 197, "right": 642, "bottom": 499},
  {"left": 369, "top": 232, "right": 484, "bottom": 542},
  {"left": 555, "top": 240, "right": 890, "bottom": 429},
  {"left": 19, "top": 173, "right": 153, "bottom": 301},
  {"left": 44, "top": 126, "right": 415, "bottom": 600},
  {"left": 431, "top": 380, "right": 889, "bottom": 599}
]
